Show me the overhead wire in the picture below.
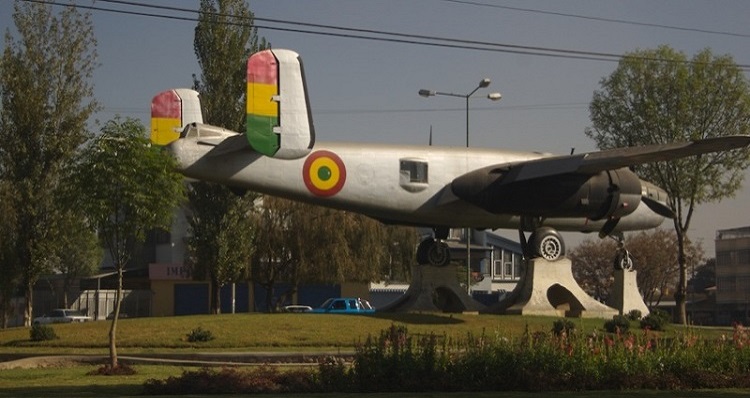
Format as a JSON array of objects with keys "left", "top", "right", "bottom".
[
  {"left": 15, "top": 0, "right": 750, "bottom": 118},
  {"left": 439, "top": 0, "right": 750, "bottom": 39},
  {"left": 22, "top": 0, "right": 750, "bottom": 70}
]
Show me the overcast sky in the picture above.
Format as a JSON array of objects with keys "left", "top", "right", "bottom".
[{"left": 2, "top": 0, "right": 749, "bottom": 255}]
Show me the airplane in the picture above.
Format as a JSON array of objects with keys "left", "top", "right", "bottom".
[{"left": 151, "top": 48, "right": 750, "bottom": 268}]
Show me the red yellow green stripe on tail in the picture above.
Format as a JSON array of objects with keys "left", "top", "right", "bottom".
[
  {"left": 150, "top": 89, "right": 202, "bottom": 146},
  {"left": 246, "top": 50, "right": 280, "bottom": 156},
  {"left": 245, "top": 49, "right": 314, "bottom": 159}
]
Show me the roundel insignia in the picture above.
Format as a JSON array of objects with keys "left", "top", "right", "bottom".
[{"left": 303, "top": 150, "right": 346, "bottom": 197}]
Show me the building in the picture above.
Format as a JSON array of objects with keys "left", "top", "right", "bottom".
[
  {"left": 714, "top": 226, "right": 750, "bottom": 325},
  {"left": 370, "top": 228, "right": 523, "bottom": 307}
]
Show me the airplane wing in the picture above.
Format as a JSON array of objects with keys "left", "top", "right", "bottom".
[{"left": 487, "top": 135, "right": 750, "bottom": 185}]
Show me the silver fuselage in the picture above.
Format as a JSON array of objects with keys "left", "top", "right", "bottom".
[{"left": 169, "top": 137, "right": 665, "bottom": 233}]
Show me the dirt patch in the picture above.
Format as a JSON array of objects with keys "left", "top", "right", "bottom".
[
  {"left": 0, "top": 352, "right": 355, "bottom": 369},
  {"left": 0, "top": 355, "right": 105, "bottom": 370}
]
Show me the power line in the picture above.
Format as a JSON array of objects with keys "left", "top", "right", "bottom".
[
  {"left": 439, "top": 0, "right": 750, "bottom": 39},
  {"left": 25, "top": 0, "right": 750, "bottom": 70},
  {"left": 97, "top": 102, "right": 588, "bottom": 117}
]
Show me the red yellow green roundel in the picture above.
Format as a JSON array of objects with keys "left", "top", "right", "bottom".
[{"left": 303, "top": 150, "right": 346, "bottom": 197}]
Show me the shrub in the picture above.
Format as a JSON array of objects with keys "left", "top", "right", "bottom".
[
  {"left": 88, "top": 363, "right": 137, "bottom": 376},
  {"left": 30, "top": 324, "right": 58, "bottom": 341},
  {"left": 604, "top": 314, "right": 630, "bottom": 333},
  {"left": 142, "top": 366, "right": 318, "bottom": 395},
  {"left": 640, "top": 309, "right": 670, "bottom": 331},
  {"left": 627, "top": 309, "right": 642, "bottom": 321},
  {"left": 186, "top": 327, "right": 214, "bottom": 342},
  {"left": 552, "top": 319, "right": 575, "bottom": 336},
  {"left": 143, "top": 324, "right": 750, "bottom": 394}
]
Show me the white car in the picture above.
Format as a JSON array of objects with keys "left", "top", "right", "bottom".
[{"left": 32, "top": 309, "right": 93, "bottom": 325}]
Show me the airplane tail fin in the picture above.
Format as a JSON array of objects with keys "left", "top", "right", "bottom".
[
  {"left": 150, "top": 89, "right": 203, "bottom": 146},
  {"left": 246, "top": 49, "right": 314, "bottom": 159}
]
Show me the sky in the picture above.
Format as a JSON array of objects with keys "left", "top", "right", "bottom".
[{"left": 2, "top": 0, "right": 749, "bottom": 255}]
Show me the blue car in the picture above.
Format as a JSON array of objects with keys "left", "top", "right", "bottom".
[{"left": 309, "top": 297, "right": 375, "bottom": 314}]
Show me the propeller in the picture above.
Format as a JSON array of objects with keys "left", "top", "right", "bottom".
[
  {"left": 641, "top": 196, "right": 676, "bottom": 218},
  {"left": 598, "top": 194, "right": 674, "bottom": 239}
]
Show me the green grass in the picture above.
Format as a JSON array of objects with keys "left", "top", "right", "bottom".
[
  {"left": 0, "top": 313, "right": 745, "bottom": 397},
  {"left": 1, "top": 312, "right": 734, "bottom": 355}
]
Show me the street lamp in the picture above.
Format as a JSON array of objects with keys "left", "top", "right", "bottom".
[{"left": 419, "top": 79, "right": 501, "bottom": 293}]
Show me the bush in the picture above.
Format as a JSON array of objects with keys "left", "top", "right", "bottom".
[
  {"left": 143, "top": 324, "right": 750, "bottom": 394},
  {"left": 552, "top": 319, "right": 575, "bottom": 336},
  {"left": 627, "top": 309, "right": 642, "bottom": 321},
  {"left": 640, "top": 309, "right": 670, "bottom": 331},
  {"left": 143, "top": 366, "right": 318, "bottom": 395},
  {"left": 186, "top": 327, "right": 214, "bottom": 342},
  {"left": 88, "top": 363, "right": 137, "bottom": 376},
  {"left": 604, "top": 314, "right": 630, "bottom": 333},
  {"left": 30, "top": 324, "right": 58, "bottom": 341}
]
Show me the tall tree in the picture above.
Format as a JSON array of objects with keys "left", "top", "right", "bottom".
[
  {"left": 73, "top": 117, "right": 185, "bottom": 370},
  {"left": 193, "top": 0, "right": 267, "bottom": 132},
  {"left": 0, "top": 2, "right": 98, "bottom": 326},
  {"left": 0, "top": 181, "right": 19, "bottom": 328},
  {"left": 186, "top": 183, "right": 255, "bottom": 314},
  {"left": 586, "top": 46, "right": 750, "bottom": 323},
  {"left": 186, "top": 0, "right": 267, "bottom": 314}
]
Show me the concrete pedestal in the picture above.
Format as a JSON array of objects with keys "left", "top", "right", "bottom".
[
  {"left": 378, "top": 265, "right": 486, "bottom": 313},
  {"left": 606, "top": 269, "right": 650, "bottom": 317},
  {"left": 487, "top": 257, "right": 618, "bottom": 319}
]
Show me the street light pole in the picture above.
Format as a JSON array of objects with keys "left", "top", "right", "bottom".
[{"left": 419, "top": 79, "right": 501, "bottom": 293}]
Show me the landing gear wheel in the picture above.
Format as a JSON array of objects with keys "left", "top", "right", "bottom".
[
  {"left": 416, "top": 239, "right": 451, "bottom": 267},
  {"left": 530, "top": 227, "right": 565, "bottom": 262},
  {"left": 614, "top": 249, "right": 634, "bottom": 270}
]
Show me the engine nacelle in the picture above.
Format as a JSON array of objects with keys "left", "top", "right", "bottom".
[{"left": 451, "top": 167, "right": 643, "bottom": 220}]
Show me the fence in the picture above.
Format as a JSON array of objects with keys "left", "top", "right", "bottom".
[{"left": 73, "top": 289, "right": 152, "bottom": 320}]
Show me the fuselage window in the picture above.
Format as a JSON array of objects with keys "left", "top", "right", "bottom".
[{"left": 400, "top": 159, "right": 428, "bottom": 183}]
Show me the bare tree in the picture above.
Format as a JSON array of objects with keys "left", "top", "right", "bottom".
[{"left": 571, "top": 229, "right": 703, "bottom": 307}]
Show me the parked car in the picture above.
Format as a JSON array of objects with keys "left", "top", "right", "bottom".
[
  {"left": 32, "top": 309, "right": 93, "bottom": 325},
  {"left": 309, "top": 297, "right": 375, "bottom": 314},
  {"left": 282, "top": 305, "right": 313, "bottom": 313}
]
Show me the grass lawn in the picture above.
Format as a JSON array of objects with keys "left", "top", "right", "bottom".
[
  {"left": 0, "top": 312, "right": 735, "bottom": 355},
  {"left": 0, "top": 313, "right": 746, "bottom": 397}
]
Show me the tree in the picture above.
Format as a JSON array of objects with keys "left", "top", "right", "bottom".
[
  {"left": 569, "top": 238, "right": 618, "bottom": 302},
  {"left": 193, "top": 0, "right": 267, "bottom": 132},
  {"left": 570, "top": 229, "right": 703, "bottom": 306},
  {"left": 381, "top": 225, "right": 419, "bottom": 282},
  {"left": 185, "top": 0, "right": 268, "bottom": 314},
  {"left": 52, "top": 209, "right": 102, "bottom": 309},
  {"left": 252, "top": 196, "right": 418, "bottom": 312},
  {"left": 0, "top": 2, "right": 99, "bottom": 326},
  {"left": 73, "top": 117, "right": 185, "bottom": 370},
  {"left": 586, "top": 46, "right": 750, "bottom": 323},
  {"left": 0, "top": 181, "right": 19, "bottom": 328},
  {"left": 688, "top": 258, "right": 716, "bottom": 294},
  {"left": 186, "top": 183, "right": 255, "bottom": 314},
  {"left": 627, "top": 230, "right": 703, "bottom": 307}
]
